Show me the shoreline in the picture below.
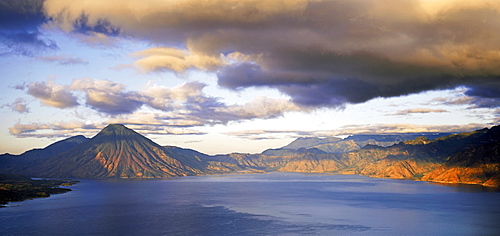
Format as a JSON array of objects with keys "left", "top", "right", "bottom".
[{"left": 0, "top": 174, "right": 78, "bottom": 207}]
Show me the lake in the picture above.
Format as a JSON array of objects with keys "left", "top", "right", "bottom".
[{"left": 1, "top": 173, "right": 499, "bottom": 235}]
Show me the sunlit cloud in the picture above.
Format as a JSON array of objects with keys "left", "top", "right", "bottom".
[
  {"left": 13, "top": 78, "right": 308, "bottom": 137},
  {"left": 1, "top": 0, "right": 499, "bottom": 155},
  {"left": 132, "top": 47, "right": 223, "bottom": 73},
  {"left": 26, "top": 81, "right": 79, "bottom": 108},
  {"left": 70, "top": 78, "right": 145, "bottom": 115},
  {"left": 39, "top": 0, "right": 500, "bottom": 108}
]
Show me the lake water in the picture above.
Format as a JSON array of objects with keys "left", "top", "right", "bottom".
[{"left": 1, "top": 173, "right": 499, "bottom": 235}]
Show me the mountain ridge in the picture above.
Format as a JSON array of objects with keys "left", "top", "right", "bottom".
[
  {"left": 0, "top": 135, "right": 89, "bottom": 170},
  {"left": 2, "top": 124, "right": 499, "bottom": 187},
  {"left": 273, "top": 133, "right": 452, "bottom": 154},
  {"left": 8, "top": 124, "right": 204, "bottom": 178}
]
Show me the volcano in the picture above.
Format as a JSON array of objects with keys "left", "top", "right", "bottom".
[{"left": 20, "top": 124, "right": 205, "bottom": 178}]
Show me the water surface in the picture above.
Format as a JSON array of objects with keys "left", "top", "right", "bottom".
[{"left": 1, "top": 173, "right": 499, "bottom": 235}]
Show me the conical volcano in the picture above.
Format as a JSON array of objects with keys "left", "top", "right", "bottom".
[{"left": 22, "top": 124, "right": 204, "bottom": 178}]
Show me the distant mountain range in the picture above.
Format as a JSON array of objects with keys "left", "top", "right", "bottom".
[
  {"left": 1, "top": 124, "right": 499, "bottom": 187},
  {"left": 266, "top": 133, "right": 451, "bottom": 155}
]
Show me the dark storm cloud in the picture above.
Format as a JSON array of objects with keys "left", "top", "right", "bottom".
[
  {"left": 41, "top": 0, "right": 500, "bottom": 108},
  {"left": 71, "top": 13, "right": 121, "bottom": 37},
  {"left": 463, "top": 85, "right": 500, "bottom": 108},
  {"left": 465, "top": 85, "right": 500, "bottom": 99},
  {"left": 0, "top": 0, "right": 57, "bottom": 56},
  {"left": 430, "top": 86, "right": 500, "bottom": 109}
]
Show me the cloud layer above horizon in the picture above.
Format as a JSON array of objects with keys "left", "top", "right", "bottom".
[
  {"left": 1, "top": 0, "right": 500, "bottom": 145},
  {"left": 37, "top": 0, "right": 500, "bottom": 108}
]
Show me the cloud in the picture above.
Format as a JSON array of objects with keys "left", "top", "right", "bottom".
[
  {"left": 223, "top": 122, "right": 494, "bottom": 141},
  {"left": 392, "top": 108, "right": 449, "bottom": 116},
  {"left": 37, "top": 54, "right": 89, "bottom": 65},
  {"left": 8, "top": 119, "right": 207, "bottom": 139},
  {"left": 41, "top": 0, "right": 500, "bottom": 107},
  {"left": 8, "top": 121, "right": 102, "bottom": 138},
  {"left": 229, "top": 122, "right": 491, "bottom": 140},
  {"left": 141, "top": 81, "right": 207, "bottom": 111},
  {"left": 22, "top": 78, "right": 304, "bottom": 127},
  {"left": 211, "top": 97, "right": 304, "bottom": 122},
  {"left": 226, "top": 129, "right": 311, "bottom": 141},
  {"left": 2, "top": 98, "right": 30, "bottom": 113},
  {"left": 11, "top": 98, "right": 30, "bottom": 113},
  {"left": 429, "top": 87, "right": 500, "bottom": 109},
  {"left": 0, "top": 0, "right": 57, "bottom": 56},
  {"left": 436, "top": 96, "right": 500, "bottom": 109},
  {"left": 70, "top": 78, "right": 145, "bottom": 115},
  {"left": 327, "top": 123, "right": 491, "bottom": 136},
  {"left": 68, "top": 79, "right": 213, "bottom": 115},
  {"left": 132, "top": 47, "right": 223, "bottom": 73},
  {"left": 26, "top": 81, "right": 79, "bottom": 108}
]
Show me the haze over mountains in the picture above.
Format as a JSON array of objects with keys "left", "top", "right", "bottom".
[{"left": 1, "top": 124, "right": 499, "bottom": 187}]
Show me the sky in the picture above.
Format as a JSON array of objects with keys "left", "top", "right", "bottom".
[{"left": 1, "top": 0, "right": 499, "bottom": 155}]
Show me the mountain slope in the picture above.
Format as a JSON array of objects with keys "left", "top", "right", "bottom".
[
  {"left": 422, "top": 141, "right": 500, "bottom": 186},
  {"left": 3, "top": 124, "right": 499, "bottom": 187},
  {"left": 253, "top": 126, "right": 500, "bottom": 186},
  {"left": 15, "top": 124, "right": 205, "bottom": 178},
  {"left": 0, "top": 135, "right": 89, "bottom": 169},
  {"left": 334, "top": 127, "right": 499, "bottom": 178}
]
